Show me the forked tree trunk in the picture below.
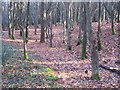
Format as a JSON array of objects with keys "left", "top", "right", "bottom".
[
  {"left": 103, "top": 3, "right": 116, "bottom": 35},
  {"left": 20, "top": 2, "right": 29, "bottom": 60}
]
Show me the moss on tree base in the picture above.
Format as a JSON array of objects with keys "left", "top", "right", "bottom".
[
  {"left": 112, "top": 28, "right": 116, "bottom": 35},
  {"left": 90, "top": 73, "right": 101, "bottom": 80},
  {"left": 81, "top": 56, "right": 87, "bottom": 60},
  {"left": 97, "top": 39, "right": 102, "bottom": 51},
  {"left": 66, "top": 46, "right": 72, "bottom": 50},
  {"left": 76, "top": 40, "right": 82, "bottom": 46},
  {"left": 63, "top": 40, "right": 66, "bottom": 43},
  {"left": 24, "top": 52, "right": 29, "bottom": 60},
  {"left": 9, "top": 35, "right": 15, "bottom": 40}
]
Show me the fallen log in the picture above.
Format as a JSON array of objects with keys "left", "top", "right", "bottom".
[{"left": 99, "top": 64, "right": 120, "bottom": 75}]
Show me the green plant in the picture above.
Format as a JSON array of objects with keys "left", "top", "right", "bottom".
[{"left": 45, "top": 76, "right": 57, "bottom": 80}]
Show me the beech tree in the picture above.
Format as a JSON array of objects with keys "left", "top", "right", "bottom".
[
  {"left": 97, "top": 2, "right": 102, "bottom": 51},
  {"left": 65, "top": 2, "right": 72, "bottom": 50},
  {"left": 86, "top": 2, "right": 100, "bottom": 80},
  {"left": 40, "top": 2, "right": 45, "bottom": 43},
  {"left": 8, "top": 1, "right": 15, "bottom": 40},
  {"left": 19, "top": 2, "right": 29, "bottom": 60},
  {"left": 76, "top": 3, "right": 83, "bottom": 46},
  {"left": 34, "top": 2, "right": 38, "bottom": 35},
  {"left": 103, "top": 2, "right": 116, "bottom": 35},
  {"left": 81, "top": 2, "right": 87, "bottom": 59}
]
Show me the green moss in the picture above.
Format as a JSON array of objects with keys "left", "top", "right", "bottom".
[
  {"left": 24, "top": 51, "right": 29, "bottom": 60},
  {"left": 97, "top": 39, "right": 102, "bottom": 51},
  {"left": 81, "top": 45, "right": 87, "bottom": 60},
  {"left": 25, "top": 31, "right": 28, "bottom": 38},
  {"left": 9, "top": 35, "right": 15, "bottom": 40},
  {"left": 76, "top": 40, "right": 82, "bottom": 46},
  {"left": 45, "top": 76, "right": 58, "bottom": 80},
  {"left": 63, "top": 40, "right": 66, "bottom": 43},
  {"left": 66, "top": 46, "right": 72, "bottom": 50},
  {"left": 78, "top": 56, "right": 87, "bottom": 60},
  {"left": 44, "top": 68, "right": 55, "bottom": 74},
  {"left": 112, "top": 28, "right": 116, "bottom": 35},
  {"left": 90, "top": 73, "right": 101, "bottom": 80}
]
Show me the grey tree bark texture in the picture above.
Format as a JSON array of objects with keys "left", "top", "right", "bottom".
[{"left": 85, "top": 2, "right": 100, "bottom": 80}]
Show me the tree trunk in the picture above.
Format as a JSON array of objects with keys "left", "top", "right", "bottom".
[
  {"left": 11, "top": 2, "right": 15, "bottom": 40},
  {"left": 117, "top": 2, "right": 120, "bottom": 23},
  {"left": 76, "top": 3, "right": 83, "bottom": 46},
  {"left": 97, "top": 2, "right": 102, "bottom": 51},
  {"left": 20, "top": 2, "right": 29, "bottom": 60},
  {"left": 25, "top": 1, "right": 30, "bottom": 39},
  {"left": 81, "top": 3, "right": 87, "bottom": 59},
  {"left": 103, "top": 3, "right": 116, "bottom": 35},
  {"left": 62, "top": 4, "right": 67, "bottom": 44},
  {"left": 111, "top": 10, "right": 115, "bottom": 35},
  {"left": 86, "top": 2, "right": 100, "bottom": 80},
  {"left": 40, "top": 2, "right": 45, "bottom": 43},
  {"left": 8, "top": 2, "right": 11, "bottom": 37},
  {"left": 66, "top": 3, "right": 72, "bottom": 50},
  {"left": 34, "top": 2, "right": 38, "bottom": 35}
]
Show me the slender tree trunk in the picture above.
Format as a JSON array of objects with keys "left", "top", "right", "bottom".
[
  {"left": 62, "top": 4, "right": 67, "bottom": 44},
  {"left": 81, "top": 3, "right": 87, "bottom": 59},
  {"left": 117, "top": 1, "right": 120, "bottom": 23},
  {"left": 34, "top": 2, "right": 38, "bottom": 35},
  {"left": 40, "top": 2, "right": 45, "bottom": 43},
  {"left": 76, "top": 3, "right": 83, "bottom": 46},
  {"left": 118, "top": 8, "right": 120, "bottom": 23},
  {"left": 25, "top": 1, "right": 29, "bottom": 39},
  {"left": 49, "top": 24, "right": 53, "bottom": 47},
  {"left": 8, "top": 2, "right": 11, "bottom": 37},
  {"left": 11, "top": 2, "right": 15, "bottom": 40},
  {"left": 97, "top": 2, "right": 102, "bottom": 51},
  {"left": 46, "top": 3, "right": 53, "bottom": 47},
  {"left": 8, "top": 2, "right": 14, "bottom": 39},
  {"left": 20, "top": 2, "right": 29, "bottom": 60},
  {"left": 66, "top": 3, "right": 72, "bottom": 50},
  {"left": 111, "top": 10, "right": 115, "bottom": 35}
]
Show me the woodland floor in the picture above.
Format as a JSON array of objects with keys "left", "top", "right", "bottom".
[{"left": 2, "top": 21, "right": 120, "bottom": 88}]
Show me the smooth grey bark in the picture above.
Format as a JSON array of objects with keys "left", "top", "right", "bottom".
[
  {"left": 25, "top": 1, "right": 30, "bottom": 41},
  {"left": 76, "top": 3, "right": 83, "bottom": 46},
  {"left": 62, "top": 3, "right": 67, "bottom": 44},
  {"left": 81, "top": 3, "right": 87, "bottom": 59},
  {"left": 46, "top": 2, "right": 53, "bottom": 47},
  {"left": 8, "top": 2, "right": 14, "bottom": 40},
  {"left": 97, "top": 2, "right": 102, "bottom": 51},
  {"left": 34, "top": 3, "right": 38, "bottom": 35},
  {"left": 86, "top": 2, "right": 100, "bottom": 80},
  {"left": 40, "top": 2, "right": 45, "bottom": 43},
  {"left": 65, "top": 3, "right": 72, "bottom": 50},
  {"left": 19, "top": 2, "right": 28, "bottom": 60}
]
